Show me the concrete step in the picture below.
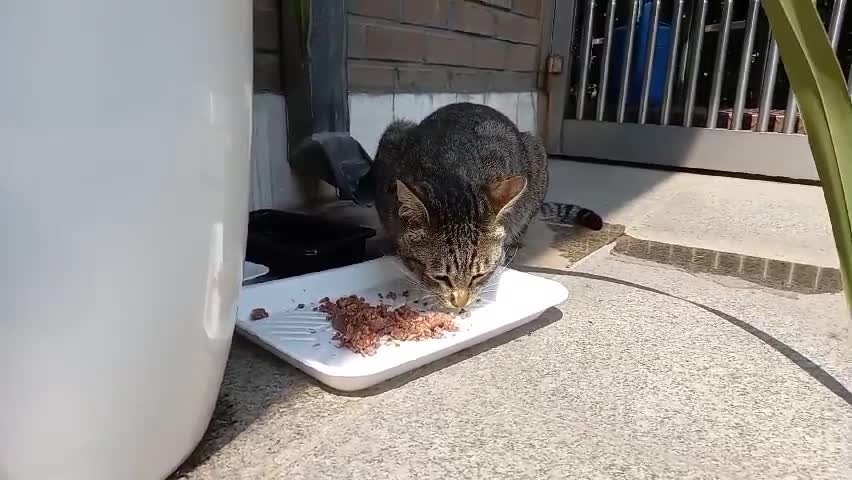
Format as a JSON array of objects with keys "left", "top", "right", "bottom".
[{"left": 546, "top": 159, "right": 839, "bottom": 268}]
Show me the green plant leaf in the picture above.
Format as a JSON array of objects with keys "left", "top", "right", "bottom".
[{"left": 761, "top": 0, "right": 852, "bottom": 308}]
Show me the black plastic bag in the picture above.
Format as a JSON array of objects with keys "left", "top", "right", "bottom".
[{"left": 288, "top": 132, "right": 375, "bottom": 206}]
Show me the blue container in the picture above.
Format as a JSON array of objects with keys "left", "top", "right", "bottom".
[{"left": 608, "top": 0, "right": 672, "bottom": 108}]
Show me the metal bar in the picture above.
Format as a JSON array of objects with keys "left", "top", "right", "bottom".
[
  {"left": 638, "top": 0, "right": 662, "bottom": 124},
  {"left": 782, "top": 90, "right": 799, "bottom": 133},
  {"left": 684, "top": 0, "right": 709, "bottom": 127},
  {"left": 576, "top": 0, "right": 596, "bottom": 120},
  {"left": 661, "top": 0, "right": 685, "bottom": 125},
  {"left": 731, "top": 0, "right": 760, "bottom": 130},
  {"left": 617, "top": 0, "right": 641, "bottom": 123},
  {"left": 827, "top": 0, "right": 847, "bottom": 48},
  {"left": 827, "top": 0, "right": 851, "bottom": 96},
  {"left": 704, "top": 20, "right": 746, "bottom": 33},
  {"left": 757, "top": 35, "right": 780, "bottom": 132},
  {"left": 707, "top": 0, "right": 733, "bottom": 128},
  {"left": 596, "top": 0, "right": 617, "bottom": 121},
  {"left": 677, "top": 1, "right": 693, "bottom": 90}
]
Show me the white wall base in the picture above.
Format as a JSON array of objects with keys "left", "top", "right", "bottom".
[
  {"left": 349, "top": 92, "right": 539, "bottom": 157},
  {"left": 251, "top": 91, "right": 540, "bottom": 213},
  {"left": 251, "top": 93, "right": 337, "bottom": 212}
]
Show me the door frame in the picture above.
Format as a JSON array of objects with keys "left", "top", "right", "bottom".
[{"left": 541, "top": 0, "right": 579, "bottom": 152}]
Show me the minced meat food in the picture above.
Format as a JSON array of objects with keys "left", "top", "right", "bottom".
[{"left": 318, "top": 295, "right": 457, "bottom": 356}]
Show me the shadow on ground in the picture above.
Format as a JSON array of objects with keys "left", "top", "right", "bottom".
[
  {"left": 520, "top": 266, "right": 852, "bottom": 408},
  {"left": 171, "top": 337, "right": 314, "bottom": 477}
]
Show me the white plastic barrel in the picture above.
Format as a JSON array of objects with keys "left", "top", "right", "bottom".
[{"left": 0, "top": 1, "right": 253, "bottom": 479}]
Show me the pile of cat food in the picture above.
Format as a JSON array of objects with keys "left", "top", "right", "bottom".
[{"left": 318, "top": 294, "right": 457, "bottom": 356}]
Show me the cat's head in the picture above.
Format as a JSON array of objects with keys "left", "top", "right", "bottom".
[{"left": 393, "top": 176, "right": 527, "bottom": 309}]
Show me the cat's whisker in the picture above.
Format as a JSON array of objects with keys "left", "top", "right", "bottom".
[
  {"left": 399, "top": 276, "right": 429, "bottom": 290},
  {"left": 472, "top": 298, "right": 498, "bottom": 306},
  {"left": 415, "top": 295, "right": 441, "bottom": 306},
  {"left": 400, "top": 276, "right": 426, "bottom": 288},
  {"left": 388, "top": 261, "right": 431, "bottom": 292},
  {"left": 500, "top": 245, "right": 520, "bottom": 268},
  {"left": 389, "top": 260, "right": 414, "bottom": 278}
]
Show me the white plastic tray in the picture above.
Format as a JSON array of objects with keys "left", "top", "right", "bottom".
[
  {"left": 243, "top": 261, "right": 269, "bottom": 282},
  {"left": 235, "top": 257, "right": 568, "bottom": 391}
]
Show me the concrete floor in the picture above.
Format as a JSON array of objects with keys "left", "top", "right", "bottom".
[
  {"left": 178, "top": 161, "right": 851, "bottom": 479},
  {"left": 545, "top": 160, "right": 838, "bottom": 268}
]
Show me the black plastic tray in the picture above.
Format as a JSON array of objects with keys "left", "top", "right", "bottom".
[{"left": 246, "top": 209, "right": 376, "bottom": 277}]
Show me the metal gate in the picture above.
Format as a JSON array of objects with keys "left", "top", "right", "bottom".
[{"left": 545, "top": 0, "right": 852, "bottom": 181}]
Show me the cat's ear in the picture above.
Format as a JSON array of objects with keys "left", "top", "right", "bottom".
[
  {"left": 395, "top": 180, "right": 430, "bottom": 226},
  {"left": 483, "top": 176, "right": 527, "bottom": 219},
  {"left": 376, "top": 120, "right": 415, "bottom": 161}
]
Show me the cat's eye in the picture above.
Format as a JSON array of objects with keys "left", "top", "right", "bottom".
[
  {"left": 431, "top": 274, "right": 452, "bottom": 286},
  {"left": 469, "top": 273, "right": 487, "bottom": 286}
]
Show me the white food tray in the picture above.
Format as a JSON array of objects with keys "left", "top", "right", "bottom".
[
  {"left": 236, "top": 257, "right": 567, "bottom": 391},
  {"left": 243, "top": 261, "right": 269, "bottom": 282}
]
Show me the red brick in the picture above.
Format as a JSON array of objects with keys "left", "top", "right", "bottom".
[
  {"left": 491, "top": 71, "right": 536, "bottom": 91},
  {"left": 400, "top": 0, "right": 449, "bottom": 27},
  {"left": 449, "top": 0, "right": 495, "bottom": 36},
  {"left": 348, "top": 20, "right": 366, "bottom": 57},
  {"left": 473, "top": 38, "right": 506, "bottom": 69},
  {"left": 512, "top": 0, "right": 541, "bottom": 17},
  {"left": 716, "top": 110, "right": 733, "bottom": 129},
  {"left": 494, "top": 11, "right": 540, "bottom": 44},
  {"left": 426, "top": 34, "right": 475, "bottom": 66},
  {"left": 740, "top": 109, "right": 760, "bottom": 131},
  {"left": 364, "top": 25, "right": 428, "bottom": 62},
  {"left": 450, "top": 69, "right": 493, "bottom": 92},
  {"left": 348, "top": 61, "right": 396, "bottom": 91},
  {"left": 769, "top": 109, "right": 785, "bottom": 133},
  {"left": 348, "top": 0, "right": 399, "bottom": 19},
  {"left": 505, "top": 43, "right": 537, "bottom": 71},
  {"left": 768, "top": 110, "right": 805, "bottom": 134},
  {"left": 397, "top": 66, "right": 451, "bottom": 91}
]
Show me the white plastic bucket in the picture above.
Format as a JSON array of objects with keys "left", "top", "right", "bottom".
[{"left": 0, "top": 1, "right": 253, "bottom": 478}]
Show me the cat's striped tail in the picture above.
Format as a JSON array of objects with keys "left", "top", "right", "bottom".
[{"left": 539, "top": 202, "right": 603, "bottom": 231}]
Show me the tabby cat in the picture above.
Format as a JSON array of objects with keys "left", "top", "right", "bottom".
[{"left": 372, "top": 102, "right": 601, "bottom": 308}]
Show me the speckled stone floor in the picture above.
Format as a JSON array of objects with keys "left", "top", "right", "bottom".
[
  {"left": 176, "top": 161, "right": 851, "bottom": 479},
  {"left": 177, "top": 249, "right": 850, "bottom": 480}
]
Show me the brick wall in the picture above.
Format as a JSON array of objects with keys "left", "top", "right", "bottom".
[
  {"left": 348, "top": 0, "right": 543, "bottom": 93},
  {"left": 254, "top": 0, "right": 281, "bottom": 91}
]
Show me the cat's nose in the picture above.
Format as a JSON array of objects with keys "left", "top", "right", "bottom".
[{"left": 450, "top": 289, "right": 471, "bottom": 308}]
